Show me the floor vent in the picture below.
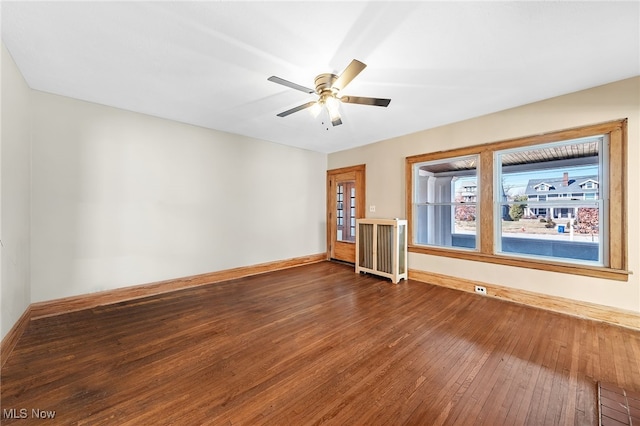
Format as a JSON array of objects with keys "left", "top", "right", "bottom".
[{"left": 598, "top": 382, "right": 640, "bottom": 425}]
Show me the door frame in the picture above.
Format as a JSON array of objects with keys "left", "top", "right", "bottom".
[{"left": 326, "top": 164, "right": 366, "bottom": 262}]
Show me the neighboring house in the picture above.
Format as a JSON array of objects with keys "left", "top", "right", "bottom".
[
  {"left": 459, "top": 183, "right": 477, "bottom": 203},
  {"left": 524, "top": 172, "right": 599, "bottom": 219}
]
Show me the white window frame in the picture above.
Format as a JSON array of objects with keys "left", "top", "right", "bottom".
[
  {"left": 493, "top": 136, "right": 608, "bottom": 267},
  {"left": 411, "top": 154, "right": 479, "bottom": 250}
]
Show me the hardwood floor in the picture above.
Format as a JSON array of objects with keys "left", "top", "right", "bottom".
[{"left": 2, "top": 261, "right": 640, "bottom": 425}]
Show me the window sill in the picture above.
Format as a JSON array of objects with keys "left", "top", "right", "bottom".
[{"left": 408, "top": 245, "right": 631, "bottom": 281}]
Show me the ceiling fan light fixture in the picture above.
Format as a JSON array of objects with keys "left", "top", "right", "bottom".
[
  {"left": 309, "top": 102, "right": 322, "bottom": 117},
  {"left": 325, "top": 95, "right": 340, "bottom": 116}
]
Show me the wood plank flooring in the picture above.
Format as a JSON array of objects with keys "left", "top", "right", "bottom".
[{"left": 2, "top": 261, "right": 640, "bottom": 425}]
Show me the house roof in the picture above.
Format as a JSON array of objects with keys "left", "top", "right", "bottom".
[{"left": 525, "top": 175, "right": 598, "bottom": 196}]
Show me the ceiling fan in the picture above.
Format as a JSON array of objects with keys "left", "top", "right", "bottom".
[{"left": 268, "top": 59, "right": 391, "bottom": 127}]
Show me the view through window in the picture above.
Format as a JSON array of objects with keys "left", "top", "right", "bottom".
[
  {"left": 495, "top": 136, "right": 605, "bottom": 265},
  {"left": 413, "top": 155, "right": 478, "bottom": 249}
]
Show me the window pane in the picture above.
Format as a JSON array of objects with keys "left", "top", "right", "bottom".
[
  {"left": 496, "top": 137, "right": 604, "bottom": 265},
  {"left": 413, "top": 155, "right": 478, "bottom": 249},
  {"left": 498, "top": 202, "right": 602, "bottom": 262},
  {"left": 337, "top": 181, "right": 356, "bottom": 243}
]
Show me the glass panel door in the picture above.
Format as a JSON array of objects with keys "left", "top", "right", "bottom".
[
  {"left": 327, "top": 164, "right": 365, "bottom": 264},
  {"left": 336, "top": 181, "right": 356, "bottom": 242}
]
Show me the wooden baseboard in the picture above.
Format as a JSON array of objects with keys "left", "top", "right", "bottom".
[
  {"left": 409, "top": 269, "right": 640, "bottom": 331},
  {"left": 1, "top": 305, "right": 32, "bottom": 369},
  {"left": 30, "top": 253, "right": 326, "bottom": 320}
]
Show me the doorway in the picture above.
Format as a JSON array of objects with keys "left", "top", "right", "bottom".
[{"left": 327, "top": 164, "right": 365, "bottom": 264}]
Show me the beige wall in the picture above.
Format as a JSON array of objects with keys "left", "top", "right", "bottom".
[
  {"left": 1, "top": 44, "right": 32, "bottom": 340},
  {"left": 329, "top": 77, "right": 640, "bottom": 314},
  {"left": 28, "top": 91, "right": 327, "bottom": 303}
]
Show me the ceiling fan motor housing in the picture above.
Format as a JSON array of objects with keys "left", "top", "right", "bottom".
[{"left": 314, "top": 73, "right": 339, "bottom": 103}]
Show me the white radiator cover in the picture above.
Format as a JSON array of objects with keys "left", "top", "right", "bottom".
[{"left": 355, "top": 218, "right": 408, "bottom": 284}]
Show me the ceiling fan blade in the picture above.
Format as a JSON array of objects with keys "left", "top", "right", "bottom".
[
  {"left": 268, "top": 76, "right": 315, "bottom": 94},
  {"left": 332, "top": 59, "right": 367, "bottom": 91},
  {"left": 276, "top": 101, "right": 317, "bottom": 117},
  {"left": 340, "top": 96, "right": 391, "bottom": 107}
]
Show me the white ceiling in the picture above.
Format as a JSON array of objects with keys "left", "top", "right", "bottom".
[{"left": 2, "top": 1, "right": 639, "bottom": 154}]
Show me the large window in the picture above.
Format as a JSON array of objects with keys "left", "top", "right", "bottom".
[
  {"left": 495, "top": 137, "right": 605, "bottom": 265},
  {"left": 413, "top": 155, "right": 478, "bottom": 250},
  {"left": 406, "top": 120, "right": 628, "bottom": 280}
]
